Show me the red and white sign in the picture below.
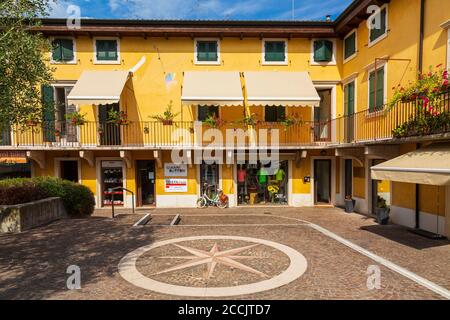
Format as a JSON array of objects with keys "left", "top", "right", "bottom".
[{"left": 165, "top": 179, "right": 188, "bottom": 193}]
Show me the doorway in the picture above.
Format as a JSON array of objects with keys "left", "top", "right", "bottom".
[
  {"left": 314, "top": 89, "right": 332, "bottom": 142},
  {"left": 344, "top": 159, "right": 353, "bottom": 198},
  {"left": 99, "top": 103, "right": 121, "bottom": 146},
  {"left": 60, "top": 160, "right": 79, "bottom": 182},
  {"left": 136, "top": 160, "right": 156, "bottom": 207},
  {"left": 314, "top": 159, "right": 331, "bottom": 204},
  {"left": 200, "top": 162, "right": 219, "bottom": 198}
]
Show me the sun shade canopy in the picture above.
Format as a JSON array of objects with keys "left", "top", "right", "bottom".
[
  {"left": 181, "top": 71, "right": 244, "bottom": 106},
  {"left": 67, "top": 71, "right": 130, "bottom": 105},
  {"left": 371, "top": 143, "right": 450, "bottom": 186},
  {"left": 244, "top": 72, "right": 321, "bottom": 107}
]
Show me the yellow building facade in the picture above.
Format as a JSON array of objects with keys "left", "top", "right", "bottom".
[{"left": 1, "top": 0, "right": 450, "bottom": 237}]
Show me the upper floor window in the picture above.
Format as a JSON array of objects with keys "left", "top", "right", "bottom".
[
  {"left": 262, "top": 40, "right": 287, "bottom": 65},
  {"left": 344, "top": 30, "right": 357, "bottom": 62},
  {"left": 51, "top": 38, "right": 75, "bottom": 63},
  {"left": 94, "top": 38, "right": 120, "bottom": 64},
  {"left": 198, "top": 105, "right": 219, "bottom": 121},
  {"left": 311, "top": 39, "right": 336, "bottom": 65},
  {"left": 368, "top": 66, "right": 386, "bottom": 113},
  {"left": 265, "top": 106, "right": 286, "bottom": 122},
  {"left": 195, "top": 40, "right": 220, "bottom": 65},
  {"left": 368, "top": 6, "right": 388, "bottom": 46}
]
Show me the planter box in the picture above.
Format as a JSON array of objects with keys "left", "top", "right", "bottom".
[{"left": 0, "top": 197, "right": 67, "bottom": 233}]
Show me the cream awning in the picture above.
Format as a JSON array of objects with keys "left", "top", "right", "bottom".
[
  {"left": 371, "top": 143, "right": 450, "bottom": 186},
  {"left": 244, "top": 72, "right": 321, "bottom": 107},
  {"left": 181, "top": 71, "right": 244, "bottom": 106},
  {"left": 67, "top": 71, "right": 130, "bottom": 105}
]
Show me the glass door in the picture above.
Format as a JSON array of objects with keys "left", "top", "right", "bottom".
[
  {"left": 99, "top": 103, "right": 121, "bottom": 146},
  {"left": 137, "top": 160, "right": 156, "bottom": 206},
  {"left": 101, "top": 161, "right": 124, "bottom": 206},
  {"left": 200, "top": 163, "right": 219, "bottom": 198}
]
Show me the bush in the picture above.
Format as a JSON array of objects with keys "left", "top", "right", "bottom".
[{"left": 0, "top": 177, "right": 95, "bottom": 217}]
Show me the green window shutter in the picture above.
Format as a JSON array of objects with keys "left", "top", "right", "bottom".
[
  {"left": 370, "top": 8, "right": 387, "bottom": 42},
  {"left": 344, "top": 33, "right": 356, "bottom": 59},
  {"left": 369, "top": 72, "right": 375, "bottom": 112},
  {"left": 314, "top": 40, "right": 333, "bottom": 62},
  {"left": 345, "top": 82, "right": 355, "bottom": 115},
  {"left": 265, "top": 41, "right": 285, "bottom": 62},
  {"left": 376, "top": 68, "right": 385, "bottom": 111},
  {"left": 42, "top": 85, "right": 56, "bottom": 142},
  {"left": 96, "top": 40, "right": 118, "bottom": 61},
  {"left": 197, "top": 41, "right": 218, "bottom": 62},
  {"left": 52, "top": 39, "right": 62, "bottom": 61},
  {"left": 60, "top": 39, "right": 74, "bottom": 61}
]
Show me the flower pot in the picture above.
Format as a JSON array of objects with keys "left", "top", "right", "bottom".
[
  {"left": 162, "top": 120, "right": 173, "bottom": 126},
  {"left": 344, "top": 199, "right": 356, "bottom": 213},
  {"left": 375, "top": 208, "right": 390, "bottom": 225}
]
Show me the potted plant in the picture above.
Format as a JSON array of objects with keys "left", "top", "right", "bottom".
[
  {"left": 241, "top": 113, "right": 259, "bottom": 126},
  {"left": 282, "top": 115, "right": 302, "bottom": 131},
  {"left": 65, "top": 112, "right": 86, "bottom": 126},
  {"left": 375, "top": 196, "right": 390, "bottom": 225},
  {"left": 344, "top": 195, "right": 356, "bottom": 213},
  {"left": 150, "top": 101, "right": 180, "bottom": 126},
  {"left": 107, "top": 110, "right": 130, "bottom": 126},
  {"left": 203, "top": 114, "right": 225, "bottom": 129}
]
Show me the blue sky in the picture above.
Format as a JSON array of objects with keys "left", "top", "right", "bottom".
[{"left": 48, "top": 0, "right": 354, "bottom": 21}]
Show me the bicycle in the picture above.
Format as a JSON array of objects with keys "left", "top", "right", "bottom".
[{"left": 197, "top": 183, "right": 229, "bottom": 209}]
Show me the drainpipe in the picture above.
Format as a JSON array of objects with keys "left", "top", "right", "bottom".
[
  {"left": 415, "top": 143, "right": 421, "bottom": 229},
  {"left": 418, "top": 0, "right": 426, "bottom": 73},
  {"left": 415, "top": 0, "right": 426, "bottom": 229}
]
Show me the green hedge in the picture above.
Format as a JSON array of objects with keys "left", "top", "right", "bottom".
[{"left": 0, "top": 177, "right": 95, "bottom": 217}]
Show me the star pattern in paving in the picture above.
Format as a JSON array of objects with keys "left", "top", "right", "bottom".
[{"left": 155, "top": 243, "right": 268, "bottom": 279}]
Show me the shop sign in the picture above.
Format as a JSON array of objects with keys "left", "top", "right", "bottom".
[
  {"left": 164, "top": 163, "right": 188, "bottom": 177},
  {"left": 102, "top": 160, "right": 123, "bottom": 168},
  {"left": 165, "top": 179, "right": 188, "bottom": 193},
  {"left": 0, "top": 151, "right": 28, "bottom": 164}
]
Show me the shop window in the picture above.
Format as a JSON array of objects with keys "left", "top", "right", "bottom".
[
  {"left": 237, "top": 161, "right": 288, "bottom": 206},
  {"left": 101, "top": 161, "right": 124, "bottom": 207}
]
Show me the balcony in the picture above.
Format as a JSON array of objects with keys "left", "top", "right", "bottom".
[{"left": 1, "top": 90, "right": 449, "bottom": 150}]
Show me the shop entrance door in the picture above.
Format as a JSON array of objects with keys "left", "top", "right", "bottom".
[
  {"left": 200, "top": 163, "right": 219, "bottom": 197},
  {"left": 314, "top": 159, "right": 331, "bottom": 204},
  {"left": 136, "top": 160, "right": 156, "bottom": 207},
  {"left": 101, "top": 160, "right": 124, "bottom": 207}
]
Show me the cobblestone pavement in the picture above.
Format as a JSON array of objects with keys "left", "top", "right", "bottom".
[{"left": 0, "top": 207, "right": 449, "bottom": 300}]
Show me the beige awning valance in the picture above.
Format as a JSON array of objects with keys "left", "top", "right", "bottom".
[
  {"left": 371, "top": 143, "right": 450, "bottom": 186},
  {"left": 244, "top": 71, "right": 321, "bottom": 107},
  {"left": 67, "top": 71, "right": 130, "bottom": 105},
  {"left": 181, "top": 71, "right": 244, "bottom": 106}
]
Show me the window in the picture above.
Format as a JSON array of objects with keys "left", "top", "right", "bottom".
[
  {"left": 195, "top": 40, "right": 220, "bottom": 64},
  {"left": 344, "top": 31, "right": 357, "bottom": 62},
  {"left": 51, "top": 38, "right": 75, "bottom": 63},
  {"left": 311, "top": 39, "right": 335, "bottom": 65},
  {"left": 94, "top": 38, "right": 119, "bottom": 63},
  {"left": 344, "top": 81, "right": 355, "bottom": 116},
  {"left": 369, "top": 6, "right": 388, "bottom": 46},
  {"left": 265, "top": 106, "right": 286, "bottom": 122},
  {"left": 198, "top": 106, "right": 219, "bottom": 121},
  {"left": 263, "top": 40, "right": 287, "bottom": 64},
  {"left": 369, "top": 67, "right": 385, "bottom": 112}
]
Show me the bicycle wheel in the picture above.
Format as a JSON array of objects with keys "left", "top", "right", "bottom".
[
  {"left": 197, "top": 197, "right": 207, "bottom": 209},
  {"left": 217, "top": 198, "right": 229, "bottom": 209}
]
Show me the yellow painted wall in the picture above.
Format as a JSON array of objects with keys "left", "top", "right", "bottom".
[{"left": 353, "top": 165, "right": 366, "bottom": 199}]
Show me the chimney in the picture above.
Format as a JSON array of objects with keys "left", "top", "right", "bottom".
[{"left": 326, "top": 15, "right": 331, "bottom": 22}]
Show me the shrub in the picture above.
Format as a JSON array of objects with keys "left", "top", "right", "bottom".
[{"left": 0, "top": 177, "right": 95, "bottom": 217}]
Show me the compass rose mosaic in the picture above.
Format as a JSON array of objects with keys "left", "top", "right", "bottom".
[{"left": 118, "top": 236, "right": 308, "bottom": 297}]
